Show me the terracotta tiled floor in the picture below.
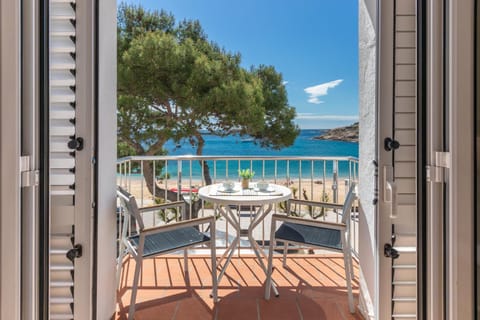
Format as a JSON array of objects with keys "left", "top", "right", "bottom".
[{"left": 116, "top": 254, "right": 363, "bottom": 320}]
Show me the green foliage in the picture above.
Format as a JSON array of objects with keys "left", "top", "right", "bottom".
[
  {"left": 117, "top": 140, "right": 136, "bottom": 159},
  {"left": 282, "top": 188, "right": 330, "bottom": 219},
  {"left": 238, "top": 169, "right": 255, "bottom": 179},
  {"left": 117, "top": 3, "right": 299, "bottom": 159},
  {"left": 156, "top": 172, "right": 171, "bottom": 181},
  {"left": 302, "top": 189, "right": 329, "bottom": 219},
  {"left": 153, "top": 198, "right": 180, "bottom": 223}
]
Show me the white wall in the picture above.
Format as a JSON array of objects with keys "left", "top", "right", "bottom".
[
  {"left": 358, "top": 0, "right": 376, "bottom": 318},
  {"left": 95, "top": 0, "right": 118, "bottom": 318}
]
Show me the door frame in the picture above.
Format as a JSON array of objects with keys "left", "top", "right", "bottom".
[
  {"left": 376, "top": 0, "right": 395, "bottom": 318},
  {"left": 0, "top": 0, "right": 22, "bottom": 319},
  {"left": 445, "top": 0, "right": 475, "bottom": 318}
]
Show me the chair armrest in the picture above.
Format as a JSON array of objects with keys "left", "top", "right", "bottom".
[
  {"left": 142, "top": 215, "right": 214, "bottom": 236},
  {"left": 271, "top": 214, "right": 346, "bottom": 231},
  {"left": 288, "top": 199, "right": 344, "bottom": 210},
  {"left": 138, "top": 201, "right": 185, "bottom": 213}
]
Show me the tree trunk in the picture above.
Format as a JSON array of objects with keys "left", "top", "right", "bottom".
[
  {"left": 195, "top": 132, "right": 213, "bottom": 185},
  {"left": 142, "top": 161, "right": 179, "bottom": 202}
]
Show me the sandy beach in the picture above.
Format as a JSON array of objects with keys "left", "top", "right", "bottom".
[{"left": 118, "top": 176, "right": 352, "bottom": 207}]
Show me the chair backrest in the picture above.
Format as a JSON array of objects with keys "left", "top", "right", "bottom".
[
  {"left": 117, "top": 187, "right": 145, "bottom": 232},
  {"left": 340, "top": 182, "right": 357, "bottom": 225}
]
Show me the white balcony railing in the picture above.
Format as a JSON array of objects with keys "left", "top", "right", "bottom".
[{"left": 116, "top": 155, "right": 359, "bottom": 257}]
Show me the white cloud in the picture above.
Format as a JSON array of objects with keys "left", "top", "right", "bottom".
[
  {"left": 304, "top": 79, "right": 343, "bottom": 104},
  {"left": 296, "top": 113, "right": 358, "bottom": 121}
]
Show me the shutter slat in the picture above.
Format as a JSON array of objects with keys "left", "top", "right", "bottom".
[
  {"left": 50, "top": 173, "right": 75, "bottom": 186},
  {"left": 50, "top": 38, "right": 76, "bottom": 54},
  {"left": 50, "top": 105, "right": 75, "bottom": 120},
  {"left": 50, "top": 53, "right": 76, "bottom": 70},
  {"left": 51, "top": 71, "right": 76, "bottom": 87}
]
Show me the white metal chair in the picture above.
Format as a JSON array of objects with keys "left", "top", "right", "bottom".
[
  {"left": 264, "top": 183, "right": 357, "bottom": 314},
  {"left": 116, "top": 187, "right": 217, "bottom": 320}
]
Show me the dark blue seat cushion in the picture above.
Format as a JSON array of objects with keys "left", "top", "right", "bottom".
[
  {"left": 129, "top": 227, "right": 210, "bottom": 257},
  {"left": 275, "top": 222, "right": 342, "bottom": 251}
]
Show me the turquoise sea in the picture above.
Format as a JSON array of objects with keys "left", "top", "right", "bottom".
[
  {"left": 148, "top": 130, "right": 359, "bottom": 180},
  {"left": 164, "top": 129, "right": 358, "bottom": 159}
]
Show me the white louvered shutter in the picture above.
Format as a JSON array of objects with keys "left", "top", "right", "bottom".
[
  {"left": 49, "top": 1, "right": 77, "bottom": 319},
  {"left": 390, "top": 1, "right": 417, "bottom": 318},
  {"left": 378, "top": 0, "right": 418, "bottom": 319}
]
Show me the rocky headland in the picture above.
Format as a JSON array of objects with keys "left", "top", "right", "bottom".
[{"left": 313, "top": 122, "right": 359, "bottom": 142}]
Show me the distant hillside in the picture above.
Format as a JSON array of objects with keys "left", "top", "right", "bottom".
[{"left": 313, "top": 122, "right": 359, "bottom": 142}]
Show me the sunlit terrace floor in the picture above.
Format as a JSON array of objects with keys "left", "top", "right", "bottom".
[{"left": 115, "top": 254, "right": 363, "bottom": 320}]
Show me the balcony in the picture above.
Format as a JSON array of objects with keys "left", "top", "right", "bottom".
[
  {"left": 116, "top": 255, "right": 361, "bottom": 320},
  {"left": 116, "top": 156, "right": 362, "bottom": 319}
]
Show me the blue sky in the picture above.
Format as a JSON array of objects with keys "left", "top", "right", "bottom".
[{"left": 121, "top": 0, "right": 358, "bottom": 129}]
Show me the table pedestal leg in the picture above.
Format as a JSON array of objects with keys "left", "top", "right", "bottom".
[{"left": 246, "top": 204, "right": 278, "bottom": 296}]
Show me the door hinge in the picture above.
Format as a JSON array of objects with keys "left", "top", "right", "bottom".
[
  {"left": 435, "top": 151, "right": 451, "bottom": 168},
  {"left": 20, "top": 156, "right": 39, "bottom": 187},
  {"left": 426, "top": 151, "right": 450, "bottom": 183}
]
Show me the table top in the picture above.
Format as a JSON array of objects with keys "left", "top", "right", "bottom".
[{"left": 198, "top": 183, "right": 291, "bottom": 206}]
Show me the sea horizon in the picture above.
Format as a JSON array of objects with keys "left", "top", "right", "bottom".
[{"left": 126, "top": 130, "right": 359, "bottom": 180}]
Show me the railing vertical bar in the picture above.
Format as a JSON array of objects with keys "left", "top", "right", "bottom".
[
  {"left": 353, "top": 201, "right": 359, "bottom": 251},
  {"left": 274, "top": 160, "right": 278, "bottom": 214},
  {"left": 140, "top": 160, "right": 144, "bottom": 207},
  {"left": 298, "top": 160, "right": 302, "bottom": 199},
  {"left": 177, "top": 159, "right": 182, "bottom": 202},
  {"left": 201, "top": 160, "right": 205, "bottom": 220},
  {"left": 128, "top": 161, "right": 132, "bottom": 191},
  {"left": 152, "top": 161, "right": 156, "bottom": 201},
  {"left": 226, "top": 159, "right": 229, "bottom": 178},
  {"left": 349, "top": 160, "right": 352, "bottom": 185},
  {"left": 274, "top": 160, "right": 277, "bottom": 185},
  {"left": 189, "top": 160, "right": 193, "bottom": 220},
  {"left": 121, "top": 162, "right": 125, "bottom": 188},
  {"left": 310, "top": 160, "right": 314, "bottom": 200},
  {"left": 238, "top": 159, "right": 241, "bottom": 181},
  {"left": 164, "top": 161, "right": 168, "bottom": 202},
  {"left": 322, "top": 161, "right": 326, "bottom": 221},
  {"left": 262, "top": 160, "right": 265, "bottom": 180},
  {"left": 286, "top": 160, "right": 290, "bottom": 186},
  {"left": 353, "top": 160, "right": 358, "bottom": 181}
]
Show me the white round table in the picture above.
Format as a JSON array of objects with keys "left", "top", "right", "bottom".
[{"left": 198, "top": 182, "right": 291, "bottom": 296}]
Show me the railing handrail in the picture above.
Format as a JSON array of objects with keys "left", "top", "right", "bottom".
[{"left": 117, "top": 155, "right": 359, "bottom": 163}]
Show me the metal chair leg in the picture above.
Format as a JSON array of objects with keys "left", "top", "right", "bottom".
[
  {"left": 282, "top": 242, "right": 288, "bottom": 268},
  {"left": 348, "top": 248, "right": 355, "bottom": 280},
  {"left": 184, "top": 249, "right": 189, "bottom": 275},
  {"left": 211, "top": 242, "right": 218, "bottom": 302},
  {"left": 343, "top": 251, "right": 355, "bottom": 314},
  {"left": 265, "top": 218, "right": 277, "bottom": 300},
  {"left": 116, "top": 244, "right": 126, "bottom": 289},
  {"left": 128, "top": 257, "right": 142, "bottom": 320}
]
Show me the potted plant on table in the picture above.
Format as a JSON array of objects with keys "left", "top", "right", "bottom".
[{"left": 239, "top": 169, "right": 255, "bottom": 189}]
